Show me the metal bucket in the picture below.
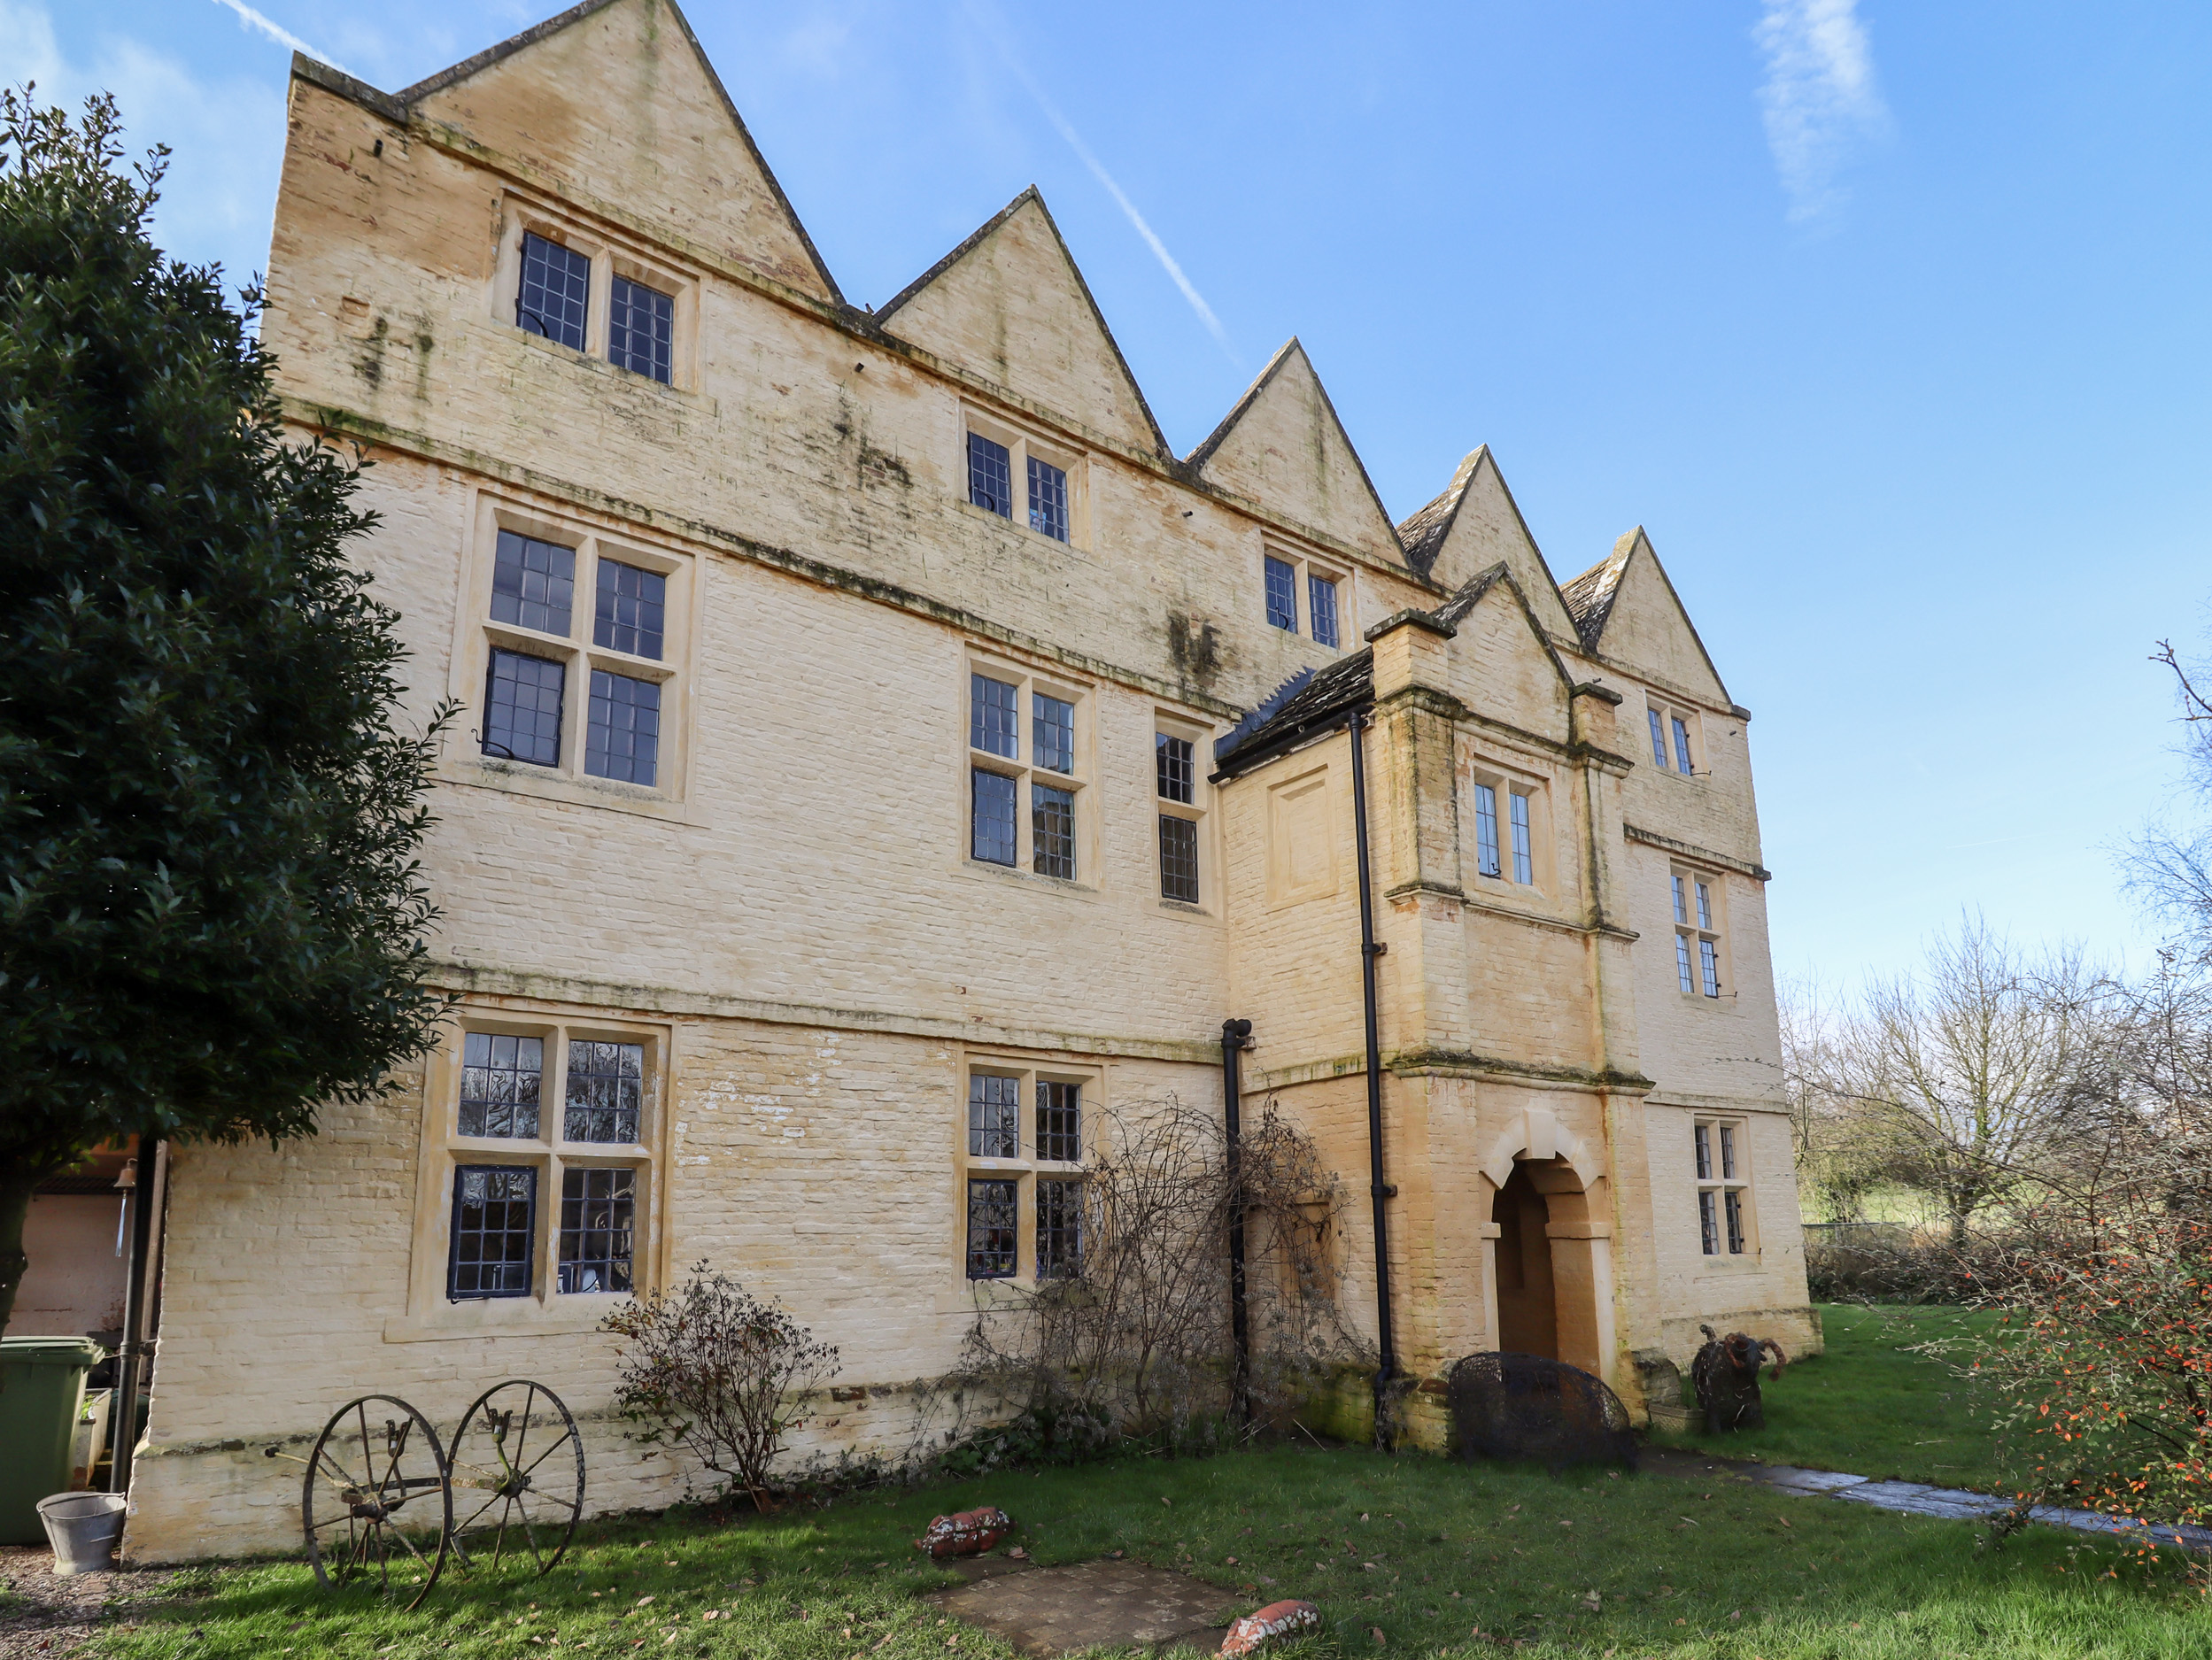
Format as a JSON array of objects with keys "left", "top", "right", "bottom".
[{"left": 35, "top": 1491, "right": 126, "bottom": 1575}]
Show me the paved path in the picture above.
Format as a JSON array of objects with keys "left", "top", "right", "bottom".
[{"left": 1644, "top": 1447, "right": 2212, "bottom": 1551}]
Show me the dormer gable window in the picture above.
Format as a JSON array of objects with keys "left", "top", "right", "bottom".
[{"left": 963, "top": 412, "right": 1084, "bottom": 546}]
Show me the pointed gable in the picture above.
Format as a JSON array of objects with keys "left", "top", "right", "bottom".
[
  {"left": 1397, "top": 447, "right": 1579, "bottom": 640},
  {"left": 1187, "top": 340, "right": 1404, "bottom": 567},
  {"left": 398, "top": 0, "right": 839, "bottom": 302},
  {"left": 1565, "top": 529, "right": 1730, "bottom": 704},
  {"left": 1434, "top": 563, "right": 1575, "bottom": 732},
  {"left": 876, "top": 190, "right": 1167, "bottom": 456}
]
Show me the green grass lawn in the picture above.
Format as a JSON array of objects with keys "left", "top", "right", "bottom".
[
  {"left": 92, "top": 1440, "right": 2212, "bottom": 1660},
  {"left": 1651, "top": 1303, "right": 2007, "bottom": 1491}
]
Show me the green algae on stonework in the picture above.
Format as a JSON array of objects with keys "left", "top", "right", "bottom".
[{"left": 91, "top": 1438, "right": 2209, "bottom": 1660}]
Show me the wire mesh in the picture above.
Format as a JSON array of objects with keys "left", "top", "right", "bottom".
[{"left": 1445, "top": 1351, "right": 1637, "bottom": 1471}]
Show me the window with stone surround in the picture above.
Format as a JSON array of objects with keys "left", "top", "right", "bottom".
[
  {"left": 432, "top": 1016, "right": 659, "bottom": 1307},
  {"left": 1261, "top": 545, "right": 1350, "bottom": 647},
  {"left": 1467, "top": 765, "right": 1550, "bottom": 892},
  {"left": 963, "top": 409, "right": 1085, "bottom": 547},
  {"left": 497, "top": 202, "right": 697, "bottom": 389},
  {"left": 967, "top": 656, "right": 1091, "bottom": 884},
  {"left": 1672, "top": 868, "right": 1728, "bottom": 1001},
  {"left": 959, "top": 1058, "right": 1093, "bottom": 1282},
  {"left": 458, "top": 502, "right": 691, "bottom": 807},
  {"left": 1646, "top": 695, "right": 1704, "bottom": 780},
  {"left": 1155, "top": 717, "right": 1214, "bottom": 909},
  {"left": 1694, "top": 1116, "right": 1752, "bottom": 1256}
]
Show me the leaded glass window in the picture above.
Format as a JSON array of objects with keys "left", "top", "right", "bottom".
[
  {"left": 1033, "top": 783, "right": 1075, "bottom": 879},
  {"left": 449, "top": 1165, "right": 537, "bottom": 1300},
  {"left": 1264, "top": 555, "right": 1297, "bottom": 631},
  {"left": 517, "top": 232, "right": 590, "bottom": 351},
  {"left": 460, "top": 1033, "right": 542, "bottom": 1139},
  {"left": 1509, "top": 791, "right": 1533, "bottom": 884},
  {"left": 1700, "top": 938, "right": 1721, "bottom": 999},
  {"left": 1036, "top": 1180, "right": 1081, "bottom": 1279},
  {"left": 1719, "top": 1123, "right": 1737, "bottom": 1180},
  {"left": 971, "top": 675, "right": 1018, "bottom": 759},
  {"left": 593, "top": 560, "right": 666, "bottom": 659},
  {"left": 1309, "top": 574, "right": 1340, "bottom": 648},
  {"left": 1474, "top": 784, "right": 1500, "bottom": 878},
  {"left": 1694, "top": 1123, "right": 1713, "bottom": 1181},
  {"left": 971, "top": 769, "right": 1017, "bottom": 866},
  {"left": 608, "top": 274, "right": 673, "bottom": 383},
  {"left": 1649, "top": 708, "right": 1668, "bottom": 769},
  {"left": 1156, "top": 734, "right": 1195, "bottom": 805},
  {"left": 969, "top": 1074, "right": 1020, "bottom": 1159},
  {"left": 564, "top": 1040, "right": 643, "bottom": 1143},
  {"left": 585, "top": 669, "right": 661, "bottom": 786},
  {"left": 1724, "top": 1190, "right": 1745, "bottom": 1254},
  {"left": 966, "top": 1178, "right": 1017, "bottom": 1278},
  {"left": 1673, "top": 715, "right": 1693, "bottom": 776},
  {"left": 1036, "top": 1081, "right": 1081, "bottom": 1162},
  {"left": 969, "top": 433, "right": 1013, "bottom": 517},
  {"left": 1159, "top": 815, "right": 1199, "bottom": 904},
  {"left": 491, "top": 529, "right": 576, "bottom": 636},
  {"left": 483, "top": 649, "right": 565, "bottom": 767},
  {"left": 1676, "top": 932, "right": 1695, "bottom": 995},
  {"left": 1033, "top": 693, "right": 1074, "bottom": 775},
  {"left": 1698, "top": 1190, "right": 1719, "bottom": 1256},
  {"left": 1672, "top": 874, "right": 1689, "bottom": 925},
  {"left": 557, "top": 1167, "right": 636, "bottom": 1293},
  {"left": 1696, "top": 880, "right": 1714, "bottom": 931},
  {"left": 1028, "top": 455, "right": 1069, "bottom": 542}
]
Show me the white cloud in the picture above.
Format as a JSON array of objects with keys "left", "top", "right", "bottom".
[
  {"left": 207, "top": 0, "right": 343, "bottom": 71},
  {"left": 0, "top": 0, "right": 287, "bottom": 289},
  {"left": 1755, "top": 0, "right": 1890, "bottom": 224}
]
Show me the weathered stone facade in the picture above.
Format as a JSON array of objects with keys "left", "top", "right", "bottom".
[{"left": 123, "top": 0, "right": 1814, "bottom": 1561}]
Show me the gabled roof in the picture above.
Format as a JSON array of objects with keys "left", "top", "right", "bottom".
[
  {"left": 877, "top": 188, "right": 1169, "bottom": 458},
  {"left": 1396, "top": 446, "right": 1581, "bottom": 638},
  {"left": 1560, "top": 531, "right": 1636, "bottom": 652},
  {"left": 1187, "top": 340, "right": 1407, "bottom": 568},
  {"left": 1563, "top": 529, "right": 1732, "bottom": 705},
  {"left": 1212, "top": 654, "right": 1372, "bottom": 776},
  {"left": 318, "top": 0, "right": 842, "bottom": 304}
]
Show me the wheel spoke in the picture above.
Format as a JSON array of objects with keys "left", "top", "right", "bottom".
[
  {"left": 517, "top": 1432, "right": 575, "bottom": 1481},
  {"left": 455, "top": 1486, "right": 506, "bottom": 1535},
  {"left": 517, "top": 1501, "right": 546, "bottom": 1572},
  {"left": 508, "top": 1386, "right": 536, "bottom": 1485}
]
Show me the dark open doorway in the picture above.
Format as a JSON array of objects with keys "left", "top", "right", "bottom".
[{"left": 1492, "top": 1162, "right": 1557, "bottom": 1359}]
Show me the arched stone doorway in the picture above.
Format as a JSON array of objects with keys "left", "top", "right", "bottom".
[
  {"left": 1478, "top": 1107, "right": 1615, "bottom": 1380},
  {"left": 1491, "top": 1164, "right": 1557, "bottom": 1356}
]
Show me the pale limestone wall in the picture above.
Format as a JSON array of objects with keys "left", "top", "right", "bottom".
[{"left": 127, "top": 0, "right": 1814, "bottom": 1562}]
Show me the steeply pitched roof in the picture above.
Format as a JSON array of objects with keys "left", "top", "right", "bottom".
[
  {"left": 1211, "top": 653, "right": 1373, "bottom": 776},
  {"left": 876, "top": 189, "right": 1169, "bottom": 457},
  {"left": 1396, "top": 473, "right": 1465, "bottom": 577},
  {"left": 376, "top": 0, "right": 843, "bottom": 305},
  {"left": 1560, "top": 531, "right": 1637, "bottom": 651},
  {"left": 1187, "top": 340, "right": 1407, "bottom": 567}
]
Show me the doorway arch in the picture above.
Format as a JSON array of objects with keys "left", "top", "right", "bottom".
[{"left": 1479, "top": 1107, "right": 1615, "bottom": 1379}]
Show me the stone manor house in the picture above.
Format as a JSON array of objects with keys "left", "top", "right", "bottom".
[{"left": 122, "top": 0, "right": 1815, "bottom": 1559}]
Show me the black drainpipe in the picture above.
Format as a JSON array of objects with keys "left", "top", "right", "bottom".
[
  {"left": 1346, "top": 711, "right": 1396, "bottom": 1448},
  {"left": 110, "top": 1133, "right": 162, "bottom": 1495},
  {"left": 1220, "top": 1018, "right": 1254, "bottom": 1431}
]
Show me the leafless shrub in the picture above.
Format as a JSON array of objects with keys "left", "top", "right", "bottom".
[
  {"left": 601, "top": 1262, "right": 840, "bottom": 1509},
  {"left": 955, "top": 1094, "right": 1365, "bottom": 1463}
]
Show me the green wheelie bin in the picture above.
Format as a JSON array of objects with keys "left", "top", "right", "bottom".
[{"left": 0, "top": 1337, "right": 106, "bottom": 1544}]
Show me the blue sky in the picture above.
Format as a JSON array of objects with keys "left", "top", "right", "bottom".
[{"left": 10, "top": 0, "right": 2210, "bottom": 992}]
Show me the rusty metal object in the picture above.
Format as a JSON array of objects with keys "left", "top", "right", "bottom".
[
  {"left": 1690, "top": 1325, "right": 1789, "bottom": 1432},
  {"left": 915, "top": 1506, "right": 1013, "bottom": 1558},
  {"left": 295, "top": 1394, "right": 452, "bottom": 1609},
  {"left": 447, "top": 1379, "right": 586, "bottom": 1577},
  {"left": 1219, "top": 1599, "right": 1322, "bottom": 1656}
]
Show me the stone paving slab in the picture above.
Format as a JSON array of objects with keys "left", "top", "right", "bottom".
[
  {"left": 930, "top": 1558, "right": 1233, "bottom": 1657},
  {"left": 1644, "top": 1446, "right": 2212, "bottom": 1551}
]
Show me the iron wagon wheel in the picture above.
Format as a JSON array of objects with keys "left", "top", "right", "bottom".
[
  {"left": 447, "top": 1379, "right": 585, "bottom": 1576},
  {"left": 300, "top": 1394, "right": 452, "bottom": 1610}
]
